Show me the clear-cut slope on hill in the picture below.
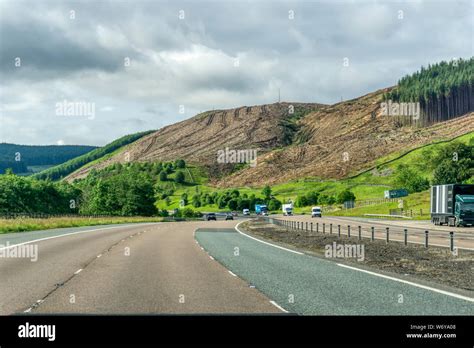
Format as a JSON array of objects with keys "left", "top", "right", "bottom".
[
  {"left": 65, "top": 89, "right": 474, "bottom": 186},
  {"left": 217, "top": 88, "right": 474, "bottom": 187},
  {"left": 65, "top": 102, "right": 325, "bottom": 182}
]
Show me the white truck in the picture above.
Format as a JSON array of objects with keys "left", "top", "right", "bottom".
[
  {"left": 282, "top": 203, "right": 293, "bottom": 216},
  {"left": 311, "top": 206, "right": 322, "bottom": 218}
]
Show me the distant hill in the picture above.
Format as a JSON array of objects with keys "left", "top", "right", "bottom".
[
  {"left": 0, "top": 143, "right": 97, "bottom": 174},
  {"left": 33, "top": 131, "right": 155, "bottom": 180},
  {"left": 63, "top": 58, "right": 474, "bottom": 186}
]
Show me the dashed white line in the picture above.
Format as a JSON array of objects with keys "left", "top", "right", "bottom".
[
  {"left": 23, "top": 308, "right": 32, "bottom": 313},
  {"left": 228, "top": 270, "right": 237, "bottom": 277},
  {"left": 97, "top": 254, "right": 102, "bottom": 258},
  {"left": 209, "top": 255, "right": 215, "bottom": 260},
  {"left": 269, "top": 300, "right": 288, "bottom": 313},
  {"left": 74, "top": 269, "right": 83, "bottom": 275},
  {"left": 337, "top": 263, "right": 474, "bottom": 303}
]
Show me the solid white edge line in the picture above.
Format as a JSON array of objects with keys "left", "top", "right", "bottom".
[
  {"left": 269, "top": 300, "right": 288, "bottom": 313},
  {"left": 0, "top": 223, "right": 158, "bottom": 251},
  {"left": 234, "top": 221, "right": 304, "bottom": 255},
  {"left": 337, "top": 263, "right": 474, "bottom": 303}
]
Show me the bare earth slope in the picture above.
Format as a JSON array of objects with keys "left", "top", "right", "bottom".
[
  {"left": 66, "top": 89, "right": 474, "bottom": 186},
  {"left": 65, "top": 102, "right": 324, "bottom": 182},
  {"left": 220, "top": 89, "right": 474, "bottom": 186}
]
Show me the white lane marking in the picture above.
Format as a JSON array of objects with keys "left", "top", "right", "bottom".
[
  {"left": 269, "top": 300, "right": 288, "bottom": 313},
  {"left": 337, "top": 263, "right": 474, "bottom": 303},
  {"left": 74, "top": 269, "right": 83, "bottom": 275},
  {"left": 228, "top": 270, "right": 237, "bottom": 277},
  {"left": 24, "top": 308, "right": 32, "bottom": 313},
  {"left": 97, "top": 254, "right": 102, "bottom": 258},
  {"left": 0, "top": 223, "right": 159, "bottom": 252},
  {"left": 235, "top": 221, "right": 304, "bottom": 255},
  {"left": 209, "top": 255, "right": 215, "bottom": 260}
]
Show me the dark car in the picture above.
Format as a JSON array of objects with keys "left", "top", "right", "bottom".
[
  {"left": 225, "top": 214, "right": 234, "bottom": 220},
  {"left": 207, "top": 213, "right": 216, "bottom": 221}
]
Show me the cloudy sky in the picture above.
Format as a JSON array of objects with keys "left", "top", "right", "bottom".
[{"left": 0, "top": 0, "right": 472, "bottom": 146}]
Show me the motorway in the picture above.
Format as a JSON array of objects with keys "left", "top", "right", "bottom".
[
  {"left": 0, "top": 221, "right": 279, "bottom": 315},
  {"left": 0, "top": 218, "right": 473, "bottom": 315}
]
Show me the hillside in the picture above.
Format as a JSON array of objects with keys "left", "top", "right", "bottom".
[
  {"left": 220, "top": 89, "right": 474, "bottom": 187},
  {"left": 64, "top": 89, "right": 474, "bottom": 187},
  {"left": 64, "top": 59, "right": 474, "bottom": 187},
  {"left": 0, "top": 143, "right": 97, "bottom": 174},
  {"left": 64, "top": 103, "right": 325, "bottom": 182},
  {"left": 33, "top": 131, "right": 154, "bottom": 180}
]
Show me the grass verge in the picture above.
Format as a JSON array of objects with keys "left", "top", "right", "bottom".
[{"left": 0, "top": 216, "right": 164, "bottom": 234}]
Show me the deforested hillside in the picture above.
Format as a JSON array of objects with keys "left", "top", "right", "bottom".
[
  {"left": 216, "top": 88, "right": 474, "bottom": 187},
  {"left": 64, "top": 102, "right": 325, "bottom": 182},
  {"left": 64, "top": 59, "right": 474, "bottom": 187}
]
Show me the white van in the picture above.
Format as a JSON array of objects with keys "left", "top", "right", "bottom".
[
  {"left": 243, "top": 208, "right": 250, "bottom": 216},
  {"left": 311, "top": 206, "right": 322, "bottom": 218}
]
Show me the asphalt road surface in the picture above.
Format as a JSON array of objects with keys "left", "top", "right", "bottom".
[
  {"left": 1, "top": 219, "right": 472, "bottom": 315},
  {"left": 0, "top": 221, "right": 280, "bottom": 314},
  {"left": 196, "top": 222, "right": 474, "bottom": 315}
]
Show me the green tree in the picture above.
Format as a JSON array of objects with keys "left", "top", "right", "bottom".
[
  {"left": 432, "top": 159, "right": 472, "bottom": 185},
  {"left": 175, "top": 171, "right": 185, "bottom": 184},
  {"left": 395, "top": 165, "right": 430, "bottom": 193},
  {"left": 192, "top": 194, "right": 201, "bottom": 208},
  {"left": 262, "top": 185, "right": 272, "bottom": 200},
  {"left": 336, "top": 190, "right": 356, "bottom": 204},
  {"left": 267, "top": 198, "right": 282, "bottom": 211},
  {"left": 295, "top": 195, "right": 309, "bottom": 207},
  {"left": 228, "top": 198, "right": 239, "bottom": 211},
  {"left": 159, "top": 171, "right": 168, "bottom": 181},
  {"left": 181, "top": 193, "right": 188, "bottom": 206},
  {"left": 175, "top": 159, "right": 186, "bottom": 168}
]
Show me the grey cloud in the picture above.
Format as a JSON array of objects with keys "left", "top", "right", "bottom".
[{"left": 0, "top": 0, "right": 472, "bottom": 146}]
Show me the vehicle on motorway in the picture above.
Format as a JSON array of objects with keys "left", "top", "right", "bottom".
[
  {"left": 206, "top": 213, "right": 217, "bottom": 221},
  {"left": 431, "top": 184, "right": 474, "bottom": 226},
  {"left": 311, "top": 206, "right": 322, "bottom": 218},
  {"left": 242, "top": 208, "right": 250, "bottom": 216},
  {"left": 282, "top": 203, "right": 293, "bottom": 216},
  {"left": 225, "top": 214, "right": 234, "bottom": 220},
  {"left": 255, "top": 204, "right": 268, "bottom": 215}
]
